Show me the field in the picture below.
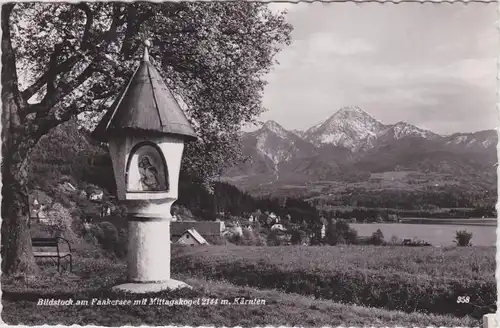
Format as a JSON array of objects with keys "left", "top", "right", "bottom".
[
  {"left": 351, "top": 223, "right": 497, "bottom": 246},
  {"left": 171, "top": 245, "right": 496, "bottom": 318},
  {"left": 1, "top": 248, "right": 483, "bottom": 326}
]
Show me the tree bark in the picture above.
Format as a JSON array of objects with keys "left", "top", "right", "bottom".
[
  {"left": 1, "top": 171, "right": 39, "bottom": 276},
  {"left": 1, "top": 3, "right": 40, "bottom": 276}
]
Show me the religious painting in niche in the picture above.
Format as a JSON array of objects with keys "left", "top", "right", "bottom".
[{"left": 127, "top": 144, "right": 169, "bottom": 192}]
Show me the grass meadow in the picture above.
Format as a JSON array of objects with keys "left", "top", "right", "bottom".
[
  {"left": 1, "top": 247, "right": 484, "bottom": 326},
  {"left": 1, "top": 245, "right": 494, "bottom": 326},
  {"left": 171, "top": 245, "right": 496, "bottom": 318}
]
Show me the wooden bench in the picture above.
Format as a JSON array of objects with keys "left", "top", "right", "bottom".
[{"left": 32, "top": 237, "right": 72, "bottom": 272}]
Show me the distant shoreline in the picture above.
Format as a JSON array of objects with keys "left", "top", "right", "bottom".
[{"left": 398, "top": 217, "right": 497, "bottom": 226}]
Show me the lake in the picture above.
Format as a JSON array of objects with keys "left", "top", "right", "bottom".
[{"left": 351, "top": 223, "right": 497, "bottom": 246}]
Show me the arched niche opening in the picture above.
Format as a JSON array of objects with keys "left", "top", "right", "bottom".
[{"left": 126, "top": 142, "right": 169, "bottom": 192}]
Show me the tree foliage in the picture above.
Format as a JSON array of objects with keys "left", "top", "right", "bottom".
[{"left": 10, "top": 2, "right": 292, "bottom": 182}]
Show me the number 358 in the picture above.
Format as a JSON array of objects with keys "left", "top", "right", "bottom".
[{"left": 457, "top": 296, "right": 470, "bottom": 303}]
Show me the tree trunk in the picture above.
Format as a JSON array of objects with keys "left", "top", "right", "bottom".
[
  {"left": 1, "top": 3, "right": 40, "bottom": 276},
  {"left": 1, "top": 171, "right": 39, "bottom": 276}
]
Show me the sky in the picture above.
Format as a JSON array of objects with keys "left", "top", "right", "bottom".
[{"left": 250, "top": 2, "right": 499, "bottom": 135}]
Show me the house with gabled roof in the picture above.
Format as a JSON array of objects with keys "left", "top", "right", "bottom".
[
  {"left": 170, "top": 221, "right": 224, "bottom": 242},
  {"left": 176, "top": 228, "right": 209, "bottom": 246}
]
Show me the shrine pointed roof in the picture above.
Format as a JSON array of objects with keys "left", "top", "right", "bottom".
[{"left": 92, "top": 44, "right": 197, "bottom": 142}]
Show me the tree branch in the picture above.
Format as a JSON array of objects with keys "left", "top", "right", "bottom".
[
  {"left": 27, "top": 62, "right": 94, "bottom": 116},
  {"left": 76, "top": 3, "right": 93, "bottom": 51},
  {"left": 21, "top": 3, "right": 96, "bottom": 103},
  {"left": 120, "top": 4, "right": 138, "bottom": 59},
  {"left": 22, "top": 3, "right": 119, "bottom": 113},
  {"left": 60, "top": 65, "right": 94, "bottom": 95},
  {"left": 44, "top": 43, "right": 63, "bottom": 102},
  {"left": 32, "top": 102, "right": 81, "bottom": 139},
  {"left": 21, "top": 55, "right": 81, "bottom": 103},
  {"left": 90, "top": 88, "right": 115, "bottom": 100},
  {"left": 120, "top": 5, "right": 156, "bottom": 59},
  {"left": 104, "top": 3, "right": 125, "bottom": 45}
]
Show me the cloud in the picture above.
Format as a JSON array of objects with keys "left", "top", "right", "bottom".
[
  {"left": 302, "top": 33, "right": 375, "bottom": 61},
  {"left": 260, "top": 3, "right": 497, "bottom": 135}
]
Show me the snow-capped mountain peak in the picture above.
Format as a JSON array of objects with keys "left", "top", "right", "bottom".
[
  {"left": 333, "top": 106, "right": 372, "bottom": 118},
  {"left": 388, "top": 121, "right": 439, "bottom": 140},
  {"left": 444, "top": 130, "right": 497, "bottom": 149},
  {"left": 304, "top": 106, "right": 385, "bottom": 151},
  {"left": 291, "top": 129, "right": 306, "bottom": 138},
  {"left": 261, "top": 120, "right": 289, "bottom": 139},
  {"left": 243, "top": 107, "right": 495, "bottom": 159}
]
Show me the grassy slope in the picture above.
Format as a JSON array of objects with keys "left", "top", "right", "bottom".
[
  {"left": 172, "top": 245, "right": 495, "bottom": 281},
  {"left": 1, "top": 243, "right": 493, "bottom": 326},
  {"left": 1, "top": 254, "right": 480, "bottom": 327},
  {"left": 171, "top": 245, "right": 496, "bottom": 318}
]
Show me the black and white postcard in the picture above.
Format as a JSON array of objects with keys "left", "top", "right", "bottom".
[{"left": 1, "top": 1, "right": 497, "bottom": 326}]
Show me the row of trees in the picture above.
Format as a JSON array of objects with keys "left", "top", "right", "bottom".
[{"left": 1, "top": 2, "right": 292, "bottom": 276}]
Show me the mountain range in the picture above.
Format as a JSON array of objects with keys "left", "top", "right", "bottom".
[{"left": 223, "top": 106, "right": 497, "bottom": 202}]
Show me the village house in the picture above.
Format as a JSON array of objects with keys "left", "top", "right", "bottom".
[
  {"left": 170, "top": 220, "right": 224, "bottom": 242},
  {"left": 89, "top": 189, "right": 104, "bottom": 201},
  {"left": 233, "top": 221, "right": 243, "bottom": 236},
  {"left": 176, "top": 228, "right": 210, "bottom": 246},
  {"left": 271, "top": 223, "right": 286, "bottom": 232}
]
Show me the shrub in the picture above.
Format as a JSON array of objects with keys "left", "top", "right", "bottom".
[
  {"left": 115, "top": 228, "right": 128, "bottom": 258},
  {"left": 389, "top": 235, "right": 402, "bottom": 245},
  {"left": 345, "top": 228, "right": 358, "bottom": 244},
  {"left": 454, "top": 230, "right": 473, "bottom": 247},
  {"left": 240, "top": 228, "right": 266, "bottom": 246},
  {"left": 369, "top": 229, "right": 385, "bottom": 246},
  {"left": 42, "top": 202, "right": 80, "bottom": 243},
  {"left": 267, "top": 230, "right": 282, "bottom": 246},
  {"left": 227, "top": 233, "right": 243, "bottom": 245},
  {"left": 290, "top": 230, "right": 302, "bottom": 245},
  {"left": 325, "top": 219, "right": 358, "bottom": 245},
  {"left": 98, "top": 222, "right": 118, "bottom": 247},
  {"left": 89, "top": 221, "right": 126, "bottom": 257},
  {"left": 204, "top": 236, "right": 228, "bottom": 245}
]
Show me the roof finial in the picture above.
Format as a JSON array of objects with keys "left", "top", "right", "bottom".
[{"left": 143, "top": 39, "right": 151, "bottom": 62}]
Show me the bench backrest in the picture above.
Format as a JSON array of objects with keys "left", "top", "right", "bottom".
[{"left": 32, "top": 238, "right": 59, "bottom": 247}]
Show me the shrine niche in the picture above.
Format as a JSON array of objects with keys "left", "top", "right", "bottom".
[{"left": 126, "top": 142, "right": 169, "bottom": 192}]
